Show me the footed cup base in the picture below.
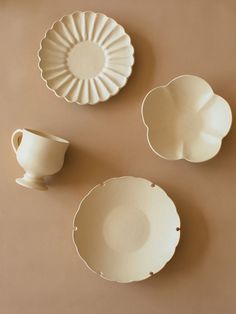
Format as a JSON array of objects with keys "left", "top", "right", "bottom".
[{"left": 16, "top": 174, "right": 48, "bottom": 191}]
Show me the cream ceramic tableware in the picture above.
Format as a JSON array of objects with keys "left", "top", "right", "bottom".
[
  {"left": 73, "top": 176, "right": 180, "bottom": 283},
  {"left": 38, "top": 11, "right": 134, "bottom": 105},
  {"left": 142, "top": 75, "right": 232, "bottom": 162},
  {"left": 11, "top": 128, "right": 69, "bottom": 191}
]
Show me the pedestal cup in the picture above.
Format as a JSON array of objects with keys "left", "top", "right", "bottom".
[{"left": 11, "top": 128, "right": 69, "bottom": 190}]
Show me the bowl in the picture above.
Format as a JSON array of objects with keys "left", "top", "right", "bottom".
[
  {"left": 73, "top": 176, "right": 180, "bottom": 283},
  {"left": 141, "top": 75, "right": 232, "bottom": 162}
]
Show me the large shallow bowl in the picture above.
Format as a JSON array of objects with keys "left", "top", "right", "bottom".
[
  {"left": 142, "top": 75, "right": 232, "bottom": 162},
  {"left": 73, "top": 176, "right": 180, "bottom": 283},
  {"left": 38, "top": 11, "right": 134, "bottom": 105}
]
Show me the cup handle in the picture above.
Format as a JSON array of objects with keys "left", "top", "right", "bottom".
[{"left": 11, "top": 129, "right": 23, "bottom": 153}]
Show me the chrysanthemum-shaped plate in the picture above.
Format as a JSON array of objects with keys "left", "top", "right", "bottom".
[
  {"left": 142, "top": 75, "right": 232, "bottom": 162},
  {"left": 73, "top": 177, "right": 180, "bottom": 283},
  {"left": 38, "top": 11, "right": 134, "bottom": 105}
]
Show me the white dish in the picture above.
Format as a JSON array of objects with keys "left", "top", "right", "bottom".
[
  {"left": 38, "top": 11, "right": 134, "bottom": 105},
  {"left": 73, "top": 176, "right": 180, "bottom": 283},
  {"left": 142, "top": 75, "right": 232, "bottom": 162}
]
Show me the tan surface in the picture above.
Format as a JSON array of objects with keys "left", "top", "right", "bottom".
[{"left": 0, "top": 0, "right": 235, "bottom": 313}]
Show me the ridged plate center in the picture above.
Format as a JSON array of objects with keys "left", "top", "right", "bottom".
[{"left": 67, "top": 41, "right": 105, "bottom": 79}]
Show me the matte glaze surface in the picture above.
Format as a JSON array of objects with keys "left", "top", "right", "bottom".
[
  {"left": 1, "top": 1, "right": 236, "bottom": 314},
  {"left": 11, "top": 129, "right": 69, "bottom": 190},
  {"left": 142, "top": 75, "right": 232, "bottom": 162},
  {"left": 73, "top": 177, "right": 180, "bottom": 283},
  {"left": 38, "top": 11, "right": 134, "bottom": 105}
]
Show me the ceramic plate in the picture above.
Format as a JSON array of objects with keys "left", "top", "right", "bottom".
[
  {"left": 73, "top": 176, "right": 180, "bottom": 283},
  {"left": 38, "top": 11, "right": 134, "bottom": 105},
  {"left": 142, "top": 75, "right": 232, "bottom": 162}
]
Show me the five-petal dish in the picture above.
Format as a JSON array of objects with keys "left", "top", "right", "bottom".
[{"left": 142, "top": 75, "right": 232, "bottom": 162}]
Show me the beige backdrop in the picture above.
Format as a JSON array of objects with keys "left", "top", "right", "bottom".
[{"left": 1, "top": 0, "right": 236, "bottom": 313}]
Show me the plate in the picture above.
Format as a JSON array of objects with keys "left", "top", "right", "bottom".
[
  {"left": 141, "top": 75, "right": 232, "bottom": 162},
  {"left": 73, "top": 176, "right": 180, "bottom": 283},
  {"left": 38, "top": 11, "right": 134, "bottom": 105}
]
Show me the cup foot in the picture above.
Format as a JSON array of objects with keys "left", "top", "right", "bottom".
[{"left": 16, "top": 176, "right": 48, "bottom": 191}]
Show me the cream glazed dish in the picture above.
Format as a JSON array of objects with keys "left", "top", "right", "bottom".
[
  {"left": 141, "top": 75, "right": 232, "bottom": 162},
  {"left": 38, "top": 11, "right": 134, "bottom": 105},
  {"left": 73, "top": 176, "right": 180, "bottom": 283}
]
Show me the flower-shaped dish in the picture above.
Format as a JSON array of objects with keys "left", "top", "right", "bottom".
[
  {"left": 38, "top": 11, "right": 134, "bottom": 105},
  {"left": 141, "top": 75, "right": 232, "bottom": 162},
  {"left": 73, "top": 176, "right": 180, "bottom": 283}
]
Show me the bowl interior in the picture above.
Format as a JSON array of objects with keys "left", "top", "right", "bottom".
[
  {"left": 142, "top": 75, "right": 232, "bottom": 162},
  {"left": 73, "top": 177, "right": 180, "bottom": 283}
]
